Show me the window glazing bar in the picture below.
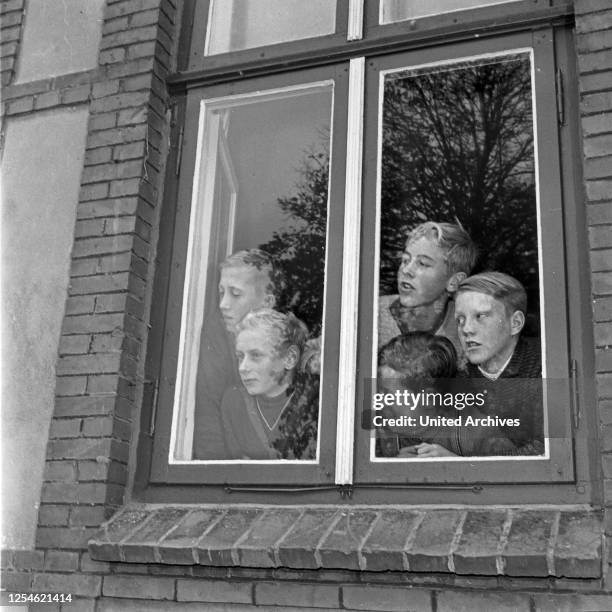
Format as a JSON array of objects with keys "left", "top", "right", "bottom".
[{"left": 335, "top": 56, "right": 365, "bottom": 485}]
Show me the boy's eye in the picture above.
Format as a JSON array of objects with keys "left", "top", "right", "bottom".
[
  {"left": 477, "top": 313, "right": 487, "bottom": 320},
  {"left": 230, "top": 289, "right": 243, "bottom": 297},
  {"left": 456, "top": 316, "right": 465, "bottom": 325}
]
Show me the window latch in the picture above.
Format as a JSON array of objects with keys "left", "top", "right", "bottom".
[
  {"left": 144, "top": 378, "right": 160, "bottom": 436},
  {"left": 556, "top": 68, "right": 565, "bottom": 126},
  {"left": 570, "top": 359, "right": 580, "bottom": 431}
]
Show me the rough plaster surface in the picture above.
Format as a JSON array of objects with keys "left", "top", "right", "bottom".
[
  {"left": 1, "top": 106, "right": 89, "bottom": 548},
  {"left": 16, "top": 0, "right": 104, "bottom": 83}
]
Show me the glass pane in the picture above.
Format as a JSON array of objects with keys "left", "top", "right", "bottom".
[
  {"left": 174, "top": 83, "right": 333, "bottom": 462},
  {"left": 373, "top": 53, "right": 545, "bottom": 461},
  {"left": 381, "top": 0, "right": 521, "bottom": 24},
  {"left": 205, "top": 0, "right": 337, "bottom": 55}
]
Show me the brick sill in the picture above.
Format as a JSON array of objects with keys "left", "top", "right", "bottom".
[{"left": 89, "top": 504, "right": 603, "bottom": 579}]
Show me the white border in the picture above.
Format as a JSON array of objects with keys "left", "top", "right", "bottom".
[
  {"left": 348, "top": 0, "right": 364, "bottom": 41},
  {"left": 169, "top": 80, "right": 336, "bottom": 465},
  {"left": 369, "top": 48, "right": 550, "bottom": 462},
  {"left": 334, "top": 57, "right": 365, "bottom": 484}
]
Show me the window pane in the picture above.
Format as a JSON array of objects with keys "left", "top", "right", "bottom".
[
  {"left": 172, "top": 83, "right": 333, "bottom": 463},
  {"left": 205, "top": 0, "right": 337, "bottom": 55},
  {"left": 373, "top": 52, "right": 545, "bottom": 461},
  {"left": 381, "top": 0, "right": 521, "bottom": 24}
]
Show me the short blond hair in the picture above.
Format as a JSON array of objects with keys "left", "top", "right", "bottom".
[{"left": 457, "top": 271, "right": 527, "bottom": 316}]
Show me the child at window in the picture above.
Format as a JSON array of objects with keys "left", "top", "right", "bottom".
[
  {"left": 219, "top": 309, "right": 319, "bottom": 460},
  {"left": 376, "top": 332, "right": 516, "bottom": 457}
]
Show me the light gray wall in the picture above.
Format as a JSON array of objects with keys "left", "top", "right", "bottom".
[
  {"left": 16, "top": 0, "right": 105, "bottom": 82},
  {"left": 1, "top": 106, "right": 89, "bottom": 549}
]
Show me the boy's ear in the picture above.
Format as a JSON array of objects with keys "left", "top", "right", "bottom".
[
  {"left": 446, "top": 271, "right": 466, "bottom": 294},
  {"left": 510, "top": 310, "right": 525, "bottom": 336},
  {"left": 283, "top": 345, "right": 299, "bottom": 370}
]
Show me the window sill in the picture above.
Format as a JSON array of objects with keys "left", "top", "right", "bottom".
[{"left": 88, "top": 504, "right": 603, "bottom": 579}]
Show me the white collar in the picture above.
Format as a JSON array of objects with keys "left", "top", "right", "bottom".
[{"left": 477, "top": 350, "right": 514, "bottom": 380}]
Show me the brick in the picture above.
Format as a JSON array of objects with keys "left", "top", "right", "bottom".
[
  {"left": 102, "top": 15, "right": 129, "bottom": 34},
  {"left": 12, "top": 550, "right": 45, "bottom": 571},
  {"left": 62, "top": 85, "right": 91, "bottom": 104},
  {"left": 91, "top": 91, "right": 149, "bottom": 114},
  {"left": 236, "top": 507, "right": 302, "bottom": 568},
  {"left": 583, "top": 91, "right": 612, "bottom": 115},
  {"left": 591, "top": 249, "right": 612, "bottom": 272},
  {"left": 590, "top": 225, "right": 612, "bottom": 249},
  {"left": 48, "top": 417, "right": 82, "bottom": 438},
  {"left": 56, "top": 376, "right": 88, "bottom": 396},
  {"left": 595, "top": 297, "right": 612, "bottom": 321},
  {"left": 1, "top": 571, "right": 31, "bottom": 592},
  {"left": 257, "top": 581, "right": 339, "bottom": 608},
  {"left": 59, "top": 334, "right": 91, "bottom": 355},
  {"left": 101, "top": 25, "right": 158, "bottom": 49},
  {"left": 46, "top": 436, "right": 115, "bottom": 460},
  {"left": 588, "top": 203, "right": 612, "bottom": 225},
  {"left": 127, "top": 41, "right": 157, "bottom": 60},
  {"left": 90, "top": 113, "right": 118, "bottom": 132},
  {"left": 0, "top": 0, "right": 25, "bottom": 14},
  {"left": 554, "top": 511, "right": 603, "bottom": 578},
  {"left": 74, "top": 219, "right": 106, "bottom": 239},
  {"left": 600, "top": 373, "right": 612, "bottom": 398},
  {"left": 38, "top": 504, "right": 71, "bottom": 526},
  {"left": 92, "top": 80, "right": 121, "bottom": 99},
  {"left": 80, "top": 183, "right": 110, "bottom": 202},
  {"left": 71, "top": 505, "right": 114, "bottom": 527},
  {"left": 44, "top": 460, "right": 77, "bottom": 481},
  {"left": 87, "top": 374, "right": 127, "bottom": 395},
  {"left": 44, "top": 551, "right": 79, "bottom": 572},
  {"left": 453, "top": 510, "right": 506, "bottom": 575},
  {"left": 105, "top": 0, "right": 161, "bottom": 19},
  {"left": 41, "top": 482, "right": 112, "bottom": 505},
  {"left": 596, "top": 322, "right": 612, "bottom": 346},
  {"left": 585, "top": 134, "right": 612, "bottom": 159},
  {"left": 585, "top": 156, "right": 612, "bottom": 181},
  {"left": 90, "top": 332, "right": 124, "bottom": 354},
  {"left": 576, "top": 9, "right": 612, "bottom": 33},
  {"left": 406, "top": 510, "right": 462, "bottom": 573},
  {"left": 597, "top": 348, "right": 612, "bottom": 372},
  {"left": 57, "top": 353, "right": 122, "bottom": 376},
  {"left": 84, "top": 160, "right": 144, "bottom": 184},
  {"left": 156, "top": 509, "right": 225, "bottom": 564},
  {"left": 502, "top": 510, "right": 555, "bottom": 576},
  {"left": 82, "top": 415, "right": 131, "bottom": 438},
  {"left": 121, "top": 507, "right": 190, "bottom": 562},
  {"left": 7, "top": 96, "right": 34, "bottom": 114},
  {"left": 587, "top": 180, "right": 612, "bottom": 202},
  {"left": 361, "top": 510, "right": 420, "bottom": 572},
  {"left": 102, "top": 575, "right": 174, "bottom": 600},
  {"left": 32, "top": 572, "right": 101, "bottom": 597},
  {"left": 318, "top": 510, "right": 378, "bottom": 570},
  {"left": 177, "top": 578, "right": 252, "bottom": 604},
  {"left": 122, "top": 73, "right": 155, "bottom": 93},
  {"left": 54, "top": 395, "right": 118, "bottom": 418},
  {"left": 62, "top": 312, "right": 124, "bottom": 335},
  {"left": 276, "top": 509, "right": 338, "bottom": 570},
  {"left": 35, "top": 90, "right": 61, "bottom": 109},
  {"left": 117, "top": 106, "right": 148, "bottom": 126},
  {"left": 100, "top": 48, "right": 126, "bottom": 64},
  {"left": 197, "top": 508, "right": 264, "bottom": 566},
  {"left": 80, "top": 551, "right": 112, "bottom": 572},
  {"left": 0, "top": 11, "right": 23, "bottom": 28},
  {"left": 106, "top": 57, "right": 155, "bottom": 80},
  {"left": 87, "top": 124, "right": 147, "bottom": 148},
  {"left": 580, "top": 70, "right": 612, "bottom": 94},
  {"left": 69, "top": 273, "right": 132, "bottom": 296},
  {"left": 533, "top": 593, "right": 612, "bottom": 612},
  {"left": 113, "top": 141, "right": 147, "bottom": 160},
  {"left": 437, "top": 590, "right": 530, "bottom": 612},
  {"left": 576, "top": 0, "right": 612, "bottom": 13},
  {"left": 109, "top": 178, "right": 142, "bottom": 197},
  {"left": 89, "top": 507, "right": 152, "bottom": 561},
  {"left": 85, "top": 148, "right": 114, "bottom": 168},
  {"left": 36, "top": 527, "right": 99, "bottom": 550},
  {"left": 343, "top": 585, "right": 431, "bottom": 611},
  {"left": 78, "top": 458, "right": 128, "bottom": 483},
  {"left": 582, "top": 114, "right": 612, "bottom": 138},
  {"left": 65, "top": 291, "right": 99, "bottom": 311},
  {"left": 577, "top": 29, "right": 612, "bottom": 53},
  {"left": 594, "top": 271, "right": 612, "bottom": 295}
]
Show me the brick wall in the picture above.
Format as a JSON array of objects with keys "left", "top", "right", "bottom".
[
  {"left": 1, "top": 0, "right": 612, "bottom": 609},
  {"left": 0, "top": 0, "right": 25, "bottom": 86},
  {"left": 575, "top": 0, "right": 612, "bottom": 592}
]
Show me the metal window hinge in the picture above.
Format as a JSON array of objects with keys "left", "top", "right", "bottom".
[
  {"left": 556, "top": 68, "right": 565, "bottom": 126},
  {"left": 570, "top": 359, "right": 580, "bottom": 431},
  {"left": 175, "top": 125, "right": 184, "bottom": 176},
  {"left": 144, "top": 378, "right": 160, "bottom": 436}
]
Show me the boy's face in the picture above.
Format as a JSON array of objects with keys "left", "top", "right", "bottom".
[
  {"left": 219, "top": 265, "right": 273, "bottom": 333},
  {"left": 396, "top": 236, "right": 454, "bottom": 307},
  {"left": 236, "top": 328, "right": 290, "bottom": 397},
  {"left": 455, "top": 290, "right": 521, "bottom": 370}
]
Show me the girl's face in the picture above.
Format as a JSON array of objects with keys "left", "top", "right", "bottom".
[{"left": 236, "top": 328, "right": 292, "bottom": 397}]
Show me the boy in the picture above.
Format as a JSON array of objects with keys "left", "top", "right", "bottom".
[
  {"left": 376, "top": 332, "right": 516, "bottom": 458},
  {"left": 454, "top": 271, "right": 544, "bottom": 455},
  {"left": 378, "top": 221, "right": 478, "bottom": 367},
  {"left": 193, "top": 249, "right": 285, "bottom": 459}
]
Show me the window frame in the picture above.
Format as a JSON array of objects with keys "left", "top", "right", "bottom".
[{"left": 134, "top": 0, "right": 598, "bottom": 505}]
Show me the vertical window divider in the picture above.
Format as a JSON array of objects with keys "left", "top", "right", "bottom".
[
  {"left": 348, "top": 0, "right": 364, "bottom": 41},
  {"left": 335, "top": 56, "right": 365, "bottom": 485}
]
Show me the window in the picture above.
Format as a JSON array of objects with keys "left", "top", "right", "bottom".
[{"left": 137, "top": 0, "right": 590, "bottom": 503}]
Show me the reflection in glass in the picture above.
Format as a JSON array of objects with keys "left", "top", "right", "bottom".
[
  {"left": 205, "top": 0, "right": 337, "bottom": 55},
  {"left": 173, "top": 83, "right": 333, "bottom": 462},
  {"left": 374, "top": 53, "right": 544, "bottom": 460},
  {"left": 381, "top": 0, "right": 521, "bottom": 24}
]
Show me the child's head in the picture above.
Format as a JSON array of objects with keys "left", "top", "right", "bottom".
[
  {"left": 378, "top": 332, "right": 457, "bottom": 387},
  {"left": 455, "top": 271, "right": 526, "bottom": 371},
  {"left": 235, "top": 309, "right": 308, "bottom": 397},
  {"left": 218, "top": 249, "right": 286, "bottom": 333},
  {"left": 397, "top": 221, "right": 478, "bottom": 307}
]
